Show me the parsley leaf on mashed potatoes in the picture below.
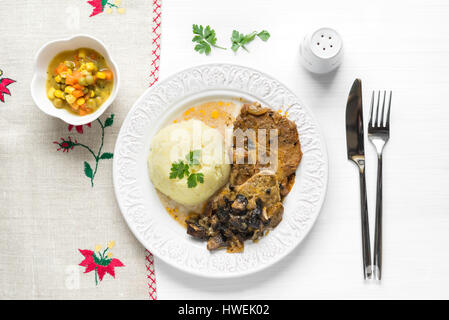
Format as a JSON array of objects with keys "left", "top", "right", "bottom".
[{"left": 148, "top": 119, "right": 230, "bottom": 206}]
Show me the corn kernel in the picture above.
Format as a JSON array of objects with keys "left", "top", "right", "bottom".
[
  {"left": 90, "top": 90, "right": 95, "bottom": 98},
  {"left": 47, "top": 88, "right": 55, "bottom": 99},
  {"left": 96, "top": 71, "right": 106, "bottom": 79},
  {"left": 86, "top": 62, "right": 97, "bottom": 72},
  {"left": 54, "top": 90, "right": 64, "bottom": 98},
  {"left": 54, "top": 75, "right": 62, "bottom": 83},
  {"left": 78, "top": 49, "right": 86, "bottom": 58},
  {"left": 76, "top": 98, "right": 85, "bottom": 106},
  {"left": 117, "top": 8, "right": 126, "bottom": 14},
  {"left": 64, "top": 86, "right": 75, "bottom": 94},
  {"left": 65, "top": 94, "right": 76, "bottom": 104}
]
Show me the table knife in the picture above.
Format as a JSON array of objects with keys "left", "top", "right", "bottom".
[{"left": 345, "top": 78, "right": 372, "bottom": 279}]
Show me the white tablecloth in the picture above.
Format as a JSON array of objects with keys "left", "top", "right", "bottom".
[
  {"left": 0, "top": 0, "right": 154, "bottom": 299},
  {"left": 154, "top": 0, "right": 449, "bottom": 299}
]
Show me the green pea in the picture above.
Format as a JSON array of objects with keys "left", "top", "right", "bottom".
[
  {"left": 97, "top": 79, "right": 105, "bottom": 88},
  {"left": 87, "top": 99, "right": 96, "bottom": 109},
  {"left": 53, "top": 98, "right": 64, "bottom": 108},
  {"left": 78, "top": 77, "right": 87, "bottom": 86},
  {"left": 94, "top": 88, "right": 102, "bottom": 96},
  {"left": 65, "top": 61, "right": 75, "bottom": 68},
  {"left": 95, "top": 97, "right": 102, "bottom": 106},
  {"left": 86, "top": 75, "right": 94, "bottom": 85}
]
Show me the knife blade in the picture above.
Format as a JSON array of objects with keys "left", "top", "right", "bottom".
[
  {"left": 346, "top": 79, "right": 365, "bottom": 161},
  {"left": 345, "top": 78, "right": 372, "bottom": 279}
]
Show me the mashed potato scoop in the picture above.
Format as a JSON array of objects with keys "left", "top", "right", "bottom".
[{"left": 148, "top": 119, "right": 230, "bottom": 206}]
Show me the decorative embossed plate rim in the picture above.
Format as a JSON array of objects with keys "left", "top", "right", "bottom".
[{"left": 113, "top": 64, "right": 328, "bottom": 278}]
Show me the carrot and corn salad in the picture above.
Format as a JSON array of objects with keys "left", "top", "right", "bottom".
[{"left": 46, "top": 48, "right": 113, "bottom": 116}]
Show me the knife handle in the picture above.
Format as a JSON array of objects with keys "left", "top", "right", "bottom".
[{"left": 358, "top": 163, "right": 372, "bottom": 279}]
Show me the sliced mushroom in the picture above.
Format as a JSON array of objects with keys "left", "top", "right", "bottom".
[
  {"left": 231, "top": 194, "right": 248, "bottom": 213},
  {"left": 247, "top": 103, "right": 268, "bottom": 116},
  {"left": 207, "top": 234, "right": 227, "bottom": 250},
  {"left": 186, "top": 222, "right": 207, "bottom": 240}
]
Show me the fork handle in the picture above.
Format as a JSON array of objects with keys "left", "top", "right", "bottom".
[
  {"left": 374, "top": 155, "right": 383, "bottom": 280},
  {"left": 358, "top": 164, "right": 372, "bottom": 279}
]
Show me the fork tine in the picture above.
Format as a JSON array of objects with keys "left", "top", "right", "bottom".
[
  {"left": 376, "top": 91, "right": 380, "bottom": 127},
  {"left": 386, "top": 91, "right": 392, "bottom": 128},
  {"left": 380, "top": 90, "right": 386, "bottom": 127},
  {"left": 369, "top": 91, "right": 374, "bottom": 127}
]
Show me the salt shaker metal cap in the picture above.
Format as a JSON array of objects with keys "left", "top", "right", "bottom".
[{"left": 299, "top": 27, "right": 343, "bottom": 74}]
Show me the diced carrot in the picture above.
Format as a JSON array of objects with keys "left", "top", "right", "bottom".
[
  {"left": 79, "top": 109, "right": 87, "bottom": 116},
  {"left": 65, "top": 75, "right": 78, "bottom": 86},
  {"left": 103, "top": 70, "right": 113, "bottom": 80},
  {"left": 72, "top": 90, "right": 83, "bottom": 98},
  {"left": 72, "top": 70, "right": 81, "bottom": 79},
  {"left": 73, "top": 84, "right": 84, "bottom": 90},
  {"left": 55, "top": 63, "right": 67, "bottom": 75}
]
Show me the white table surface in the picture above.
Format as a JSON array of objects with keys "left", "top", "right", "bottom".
[{"left": 154, "top": 0, "right": 449, "bottom": 299}]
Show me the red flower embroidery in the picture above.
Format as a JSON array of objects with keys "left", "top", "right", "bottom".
[
  {"left": 53, "top": 137, "right": 77, "bottom": 152},
  {"left": 87, "top": 0, "right": 125, "bottom": 17},
  {"left": 68, "top": 123, "right": 91, "bottom": 134},
  {"left": 79, "top": 242, "right": 124, "bottom": 285},
  {"left": 87, "top": 0, "right": 104, "bottom": 17},
  {"left": 0, "top": 69, "right": 15, "bottom": 103}
]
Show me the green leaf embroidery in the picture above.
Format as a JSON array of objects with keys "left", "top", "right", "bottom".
[
  {"left": 100, "top": 152, "right": 113, "bottom": 159},
  {"left": 104, "top": 114, "right": 114, "bottom": 127},
  {"left": 55, "top": 114, "right": 115, "bottom": 187},
  {"left": 101, "top": 0, "right": 109, "bottom": 9},
  {"left": 84, "top": 161, "right": 93, "bottom": 178}
]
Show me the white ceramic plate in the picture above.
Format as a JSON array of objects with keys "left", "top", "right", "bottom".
[{"left": 113, "top": 64, "right": 328, "bottom": 278}]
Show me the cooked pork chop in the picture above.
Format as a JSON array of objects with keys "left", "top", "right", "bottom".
[
  {"left": 231, "top": 103, "right": 302, "bottom": 196},
  {"left": 186, "top": 102, "right": 302, "bottom": 252}
]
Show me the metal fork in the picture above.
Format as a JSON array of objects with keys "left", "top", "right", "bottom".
[{"left": 368, "top": 90, "right": 392, "bottom": 281}]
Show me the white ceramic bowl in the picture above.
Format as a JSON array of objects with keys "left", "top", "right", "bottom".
[{"left": 31, "top": 34, "right": 119, "bottom": 125}]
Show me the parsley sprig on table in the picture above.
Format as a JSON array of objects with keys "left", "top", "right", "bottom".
[
  {"left": 192, "top": 25, "right": 271, "bottom": 55},
  {"left": 230, "top": 30, "right": 271, "bottom": 52},
  {"left": 192, "top": 24, "right": 226, "bottom": 55},
  {"left": 169, "top": 150, "right": 205, "bottom": 188}
]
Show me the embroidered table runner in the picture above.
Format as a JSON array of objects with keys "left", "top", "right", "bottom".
[{"left": 0, "top": 0, "right": 160, "bottom": 299}]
